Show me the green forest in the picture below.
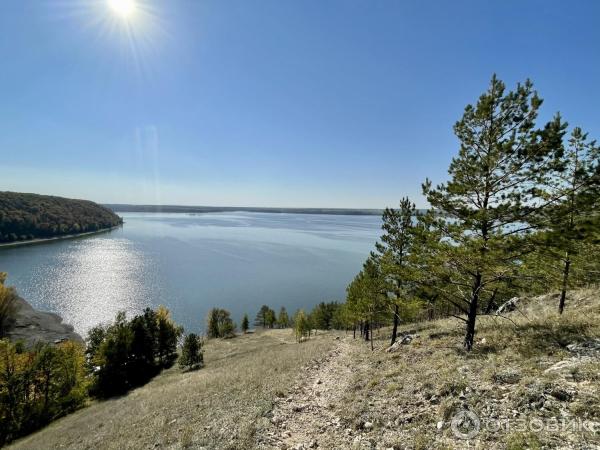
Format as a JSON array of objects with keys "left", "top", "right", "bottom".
[{"left": 0, "top": 192, "right": 122, "bottom": 243}]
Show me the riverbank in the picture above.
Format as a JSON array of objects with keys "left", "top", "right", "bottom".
[
  {"left": 0, "top": 225, "right": 122, "bottom": 249},
  {"left": 4, "top": 296, "right": 83, "bottom": 347}
]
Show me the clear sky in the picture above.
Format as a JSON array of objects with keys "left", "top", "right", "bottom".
[{"left": 1, "top": 1, "right": 599, "bottom": 208}]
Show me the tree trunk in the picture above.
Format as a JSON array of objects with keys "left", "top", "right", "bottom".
[
  {"left": 390, "top": 304, "right": 399, "bottom": 346},
  {"left": 484, "top": 288, "right": 498, "bottom": 314},
  {"left": 364, "top": 321, "right": 370, "bottom": 341},
  {"left": 464, "top": 273, "right": 481, "bottom": 351},
  {"left": 559, "top": 256, "right": 571, "bottom": 314},
  {"left": 353, "top": 325, "right": 356, "bottom": 339}
]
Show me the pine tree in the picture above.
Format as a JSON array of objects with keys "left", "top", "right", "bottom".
[
  {"left": 241, "top": 313, "right": 249, "bottom": 333},
  {"left": 277, "top": 307, "right": 289, "bottom": 328},
  {"left": 156, "top": 306, "right": 183, "bottom": 365},
  {"left": 345, "top": 256, "right": 386, "bottom": 350},
  {"left": 535, "top": 127, "right": 600, "bottom": 313},
  {"left": 179, "top": 333, "right": 203, "bottom": 370},
  {"left": 255, "top": 305, "right": 273, "bottom": 328},
  {"left": 293, "top": 309, "right": 309, "bottom": 342},
  {"left": 374, "top": 197, "right": 417, "bottom": 345},
  {"left": 422, "top": 75, "right": 565, "bottom": 351}
]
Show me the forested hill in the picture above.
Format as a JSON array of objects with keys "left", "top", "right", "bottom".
[{"left": 0, "top": 192, "right": 122, "bottom": 243}]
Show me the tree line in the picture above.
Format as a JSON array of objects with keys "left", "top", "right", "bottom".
[
  {"left": 0, "top": 192, "right": 122, "bottom": 243},
  {"left": 340, "top": 75, "right": 600, "bottom": 351}
]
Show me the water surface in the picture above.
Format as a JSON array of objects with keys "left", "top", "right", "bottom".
[{"left": 0, "top": 212, "right": 381, "bottom": 335}]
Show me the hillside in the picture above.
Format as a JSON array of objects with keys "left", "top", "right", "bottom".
[
  {"left": 9, "top": 290, "right": 600, "bottom": 450},
  {"left": 0, "top": 192, "right": 122, "bottom": 243}
]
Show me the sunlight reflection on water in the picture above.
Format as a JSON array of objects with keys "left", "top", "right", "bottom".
[
  {"left": 26, "top": 238, "right": 163, "bottom": 334},
  {"left": 0, "top": 213, "right": 381, "bottom": 336}
]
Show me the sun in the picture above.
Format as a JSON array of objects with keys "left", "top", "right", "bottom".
[{"left": 108, "top": 0, "right": 136, "bottom": 18}]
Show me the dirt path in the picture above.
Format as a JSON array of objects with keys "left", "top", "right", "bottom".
[{"left": 261, "top": 336, "right": 359, "bottom": 450}]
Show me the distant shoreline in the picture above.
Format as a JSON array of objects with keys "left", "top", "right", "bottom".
[
  {"left": 106, "top": 204, "right": 416, "bottom": 216},
  {"left": 0, "top": 225, "right": 121, "bottom": 249}
]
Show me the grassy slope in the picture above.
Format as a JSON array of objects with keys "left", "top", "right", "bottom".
[
  {"left": 10, "top": 330, "right": 336, "bottom": 450},
  {"left": 334, "top": 290, "right": 600, "bottom": 449},
  {"left": 10, "top": 290, "right": 600, "bottom": 450}
]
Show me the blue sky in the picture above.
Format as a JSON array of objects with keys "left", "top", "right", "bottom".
[{"left": 1, "top": 0, "right": 599, "bottom": 208}]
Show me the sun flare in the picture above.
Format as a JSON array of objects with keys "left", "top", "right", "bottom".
[{"left": 108, "top": 0, "right": 136, "bottom": 18}]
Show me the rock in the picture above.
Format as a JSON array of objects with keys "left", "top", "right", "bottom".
[
  {"left": 493, "top": 368, "right": 522, "bottom": 384},
  {"left": 292, "top": 404, "right": 306, "bottom": 412},
  {"left": 400, "top": 335, "right": 413, "bottom": 345},
  {"left": 363, "top": 421, "right": 373, "bottom": 430},
  {"left": 386, "top": 335, "right": 415, "bottom": 351},
  {"left": 496, "top": 297, "right": 520, "bottom": 314},
  {"left": 4, "top": 296, "right": 83, "bottom": 347},
  {"left": 566, "top": 339, "right": 600, "bottom": 356},
  {"left": 549, "top": 386, "right": 575, "bottom": 402},
  {"left": 437, "top": 420, "right": 444, "bottom": 430},
  {"left": 386, "top": 341, "right": 402, "bottom": 353}
]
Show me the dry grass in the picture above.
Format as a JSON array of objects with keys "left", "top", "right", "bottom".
[
  {"left": 333, "top": 290, "right": 600, "bottom": 449},
  {"left": 8, "top": 290, "right": 600, "bottom": 449},
  {"left": 9, "top": 329, "right": 336, "bottom": 450}
]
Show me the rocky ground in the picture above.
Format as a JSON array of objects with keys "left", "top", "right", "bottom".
[
  {"left": 258, "top": 291, "right": 600, "bottom": 449},
  {"left": 261, "top": 338, "right": 357, "bottom": 449},
  {"left": 5, "top": 296, "right": 83, "bottom": 346}
]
